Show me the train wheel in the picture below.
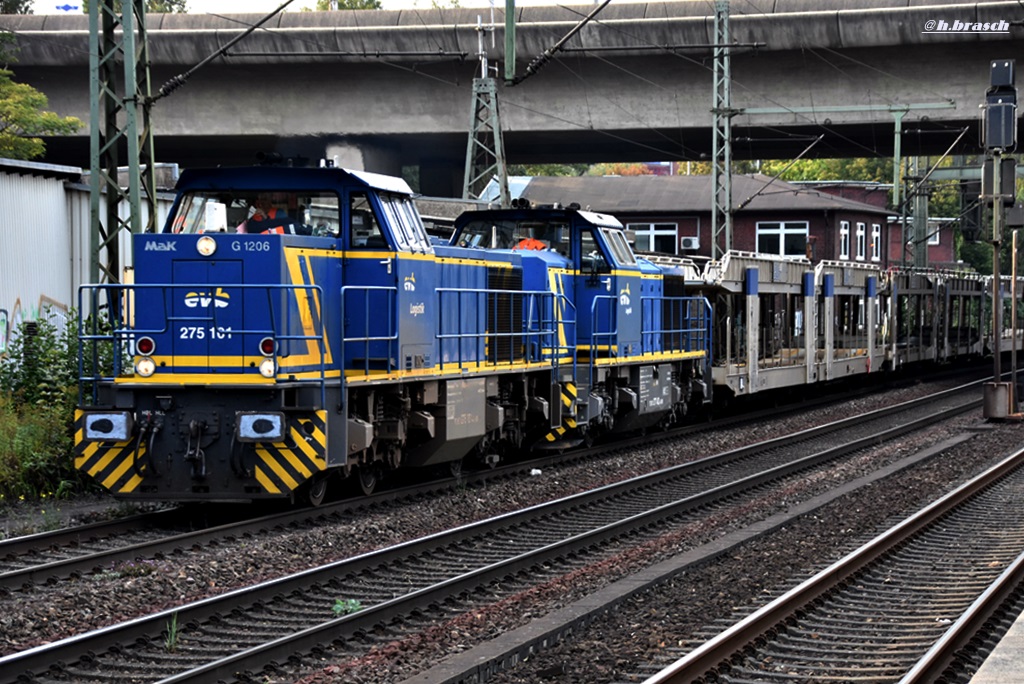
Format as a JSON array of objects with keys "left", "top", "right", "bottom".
[
  {"left": 306, "top": 474, "right": 328, "bottom": 507},
  {"left": 358, "top": 466, "right": 379, "bottom": 496}
]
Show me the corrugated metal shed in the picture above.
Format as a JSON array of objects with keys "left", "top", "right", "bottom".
[
  {"left": 0, "top": 159, "right": 82, "bottom": 353},
  {"left": 0, "top": 158, "right": 176, "bottom": 354}
]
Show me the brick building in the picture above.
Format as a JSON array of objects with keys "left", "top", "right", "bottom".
[{"left": 515, "top": 174, "right": 902, "bottom": 266}]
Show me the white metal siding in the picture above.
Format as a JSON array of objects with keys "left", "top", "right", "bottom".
[
  {"left": 0, "top": 167, "right": 175, "bottom": 354},
  {"left": 0, "top": 170, "right": 73, "bottom": 352}
]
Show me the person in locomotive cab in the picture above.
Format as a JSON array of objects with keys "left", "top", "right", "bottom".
[
  {"left": 237, "top": 194, "right": 293, "bottom": 234},
  {"left": 514, "top": 236, "right": 548, "bottom": 251}
]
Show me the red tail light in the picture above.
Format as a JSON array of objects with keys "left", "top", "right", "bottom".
[
  {"left": 259, "top": 337, "right": 276, "bottom": 356},
  {"left": 137, "top": 336, "right": 155, "bottom": 355}
]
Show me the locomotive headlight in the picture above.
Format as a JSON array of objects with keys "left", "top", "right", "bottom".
[
  {"left": 259, "top": 357, "right": 276, "bottom": 378},
  {"left": 136, "top": 356, "right": 157, "bottom": 377},
  {"left": 196, "top": 235, "right": 217, "bottom": 257}
]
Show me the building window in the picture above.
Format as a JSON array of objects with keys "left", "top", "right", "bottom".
[
  {"left": 856, "top": 222, "right": 866, "bottom": 260},
  {"left": 871, "top": 223, "right": 881, "bottom": 261},
  {"left": 756, "top": 221, "right": 808, "bottom": 258},
  {"left": 839, "top": 221, "right": 850, "bottom": 259},
  {"left": 627, "top": 223, "right": 679, "bottom": 254},
  {"left": 928, "top": 222, "right": 941, "bottom": 246}
]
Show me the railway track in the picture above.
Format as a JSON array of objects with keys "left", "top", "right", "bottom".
[
  {"left": 643, "top": 441, "right": 1024, "bottom": 684},
  {"left": 0, "top": 381, "right": 982, "bottom": 683},
  {"left": 3, "top": 371, "right": 973, "bottom": 594}
]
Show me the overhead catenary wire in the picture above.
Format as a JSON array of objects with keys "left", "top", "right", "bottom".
[
  {"left": 735, "top": 134, "right": 825, "bottom": 211},
  {"left": 152, "top": 0, "right": 297, "bottom": 103},
  {"left": 510, "top": 0, "right": 611, "bottom": 86}
]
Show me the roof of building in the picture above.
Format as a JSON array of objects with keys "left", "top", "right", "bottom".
[
  {"left": 518, "top": 174, "right": 892, "bottom": 216},
  {"left": 0, "top": 157, "right": 82, "bottom": 180}
]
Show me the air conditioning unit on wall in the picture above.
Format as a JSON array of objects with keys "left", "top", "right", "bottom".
[{"left": 680, "top": 236, "right": 700, "bottom": 250}]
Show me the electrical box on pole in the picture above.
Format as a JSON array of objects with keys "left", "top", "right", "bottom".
[{"left": 981, "top": 58, "right": 1018, "bottom": 418}]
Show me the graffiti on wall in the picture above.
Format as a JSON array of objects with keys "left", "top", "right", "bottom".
[{"left": 0, "top": 296, "right": 70, "bottom": 356}]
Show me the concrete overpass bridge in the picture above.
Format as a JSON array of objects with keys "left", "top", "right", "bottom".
[{"left": 2, "top": 0, "right": 1022, "bottom": 195}]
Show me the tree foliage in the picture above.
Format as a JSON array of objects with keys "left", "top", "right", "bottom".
[
  {"left": 508, "top": 163, "right": 587, "bottom": 177},
  {"left": 314, "top": 0, "right": 382, "bottom": 9},
  {"left": 0, "top": 68, "right": 82, "bottom": 160},
  {"left": 759, "top": 157, "right": 894, "bottom": 184},
  {"left": 586, "top": 162, "right": 652, "bottom": 177},
  {"left": 0, "top": 0, "right": 32, "bottom": 14},
  {"left": 0, "top": 313, "right": 85, "bottom": 501}
]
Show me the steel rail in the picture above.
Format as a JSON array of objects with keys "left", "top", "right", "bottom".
[
  {"left": 0, "top": 384, "right": 980, "bottom": 683},
  {"left": 157, "top": 395, "right": 983, "bottom": 684},
  {"left": 643, "top": 442, "right": 1024, "bottom": 684},
  {"left": 2, "top": 374, "right": 980, "bottom": 592}
]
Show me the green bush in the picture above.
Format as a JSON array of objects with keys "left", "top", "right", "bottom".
[{"left": 0, "top": 310, "right": 87, "bottom": 503}]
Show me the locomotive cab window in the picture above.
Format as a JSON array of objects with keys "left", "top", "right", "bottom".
[
  {"left": 169, "top": 190, "right": 340, "bottom": 236},
  {"left": 380, "top": 193, "right": 433, "bottom": 254},
  {"left": 580, "top": 230, "right": 611, "bottom": 273},
  {"left": 602, "top": 228, "right": 638, "bottom": 266},
  {"left": 349, "top": 192, "right": 388, "bottom": 249},
  {"left": 454, "top": 219, "right": 569, "bottom": 254}
]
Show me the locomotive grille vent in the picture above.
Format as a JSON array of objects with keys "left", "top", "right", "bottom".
[{"left": 487, "top": 268, "right": 524, "bottom": 363}]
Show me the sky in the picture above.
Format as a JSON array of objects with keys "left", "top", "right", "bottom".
[{"left": 30, "top": 0, "right": 585, "bottom": 14}]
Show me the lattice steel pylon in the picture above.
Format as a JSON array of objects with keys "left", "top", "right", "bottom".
[
  {"left": 710, "top": 0, "right": 734, "bottom": 259},
  {"left": 463, "top": 18, "right": 510, "bottom": 207},
  {"left": 89, "top": 0, "right": 157, "bottom": 286}
]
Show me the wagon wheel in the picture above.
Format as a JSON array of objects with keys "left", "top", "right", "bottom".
[
  {"left": 358, "top": 465, "right": 379, "bottom": 496},
  {"left": 305, "top": 473, "right": 329, "bottom": 507}
]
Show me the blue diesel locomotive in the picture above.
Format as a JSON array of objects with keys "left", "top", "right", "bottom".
[{"left": 73, "top": 165, "right": 713, "bottom": 504}]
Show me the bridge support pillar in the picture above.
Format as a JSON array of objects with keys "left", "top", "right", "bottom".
[{"left": 324, "top": 141, "right": 401, "bottom": 177}]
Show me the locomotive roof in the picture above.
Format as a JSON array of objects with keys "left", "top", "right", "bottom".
[
  {"left": 174, "top": 166, "right": 413, "bottom": 195},
  {"left": 454, "top": 206, "right": 622, "bottom": 230}
]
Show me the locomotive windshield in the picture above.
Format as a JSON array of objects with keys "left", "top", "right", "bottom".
[
  {"left": 456, "top": 219, "right": 570, "bottom": 255},
  {"left": 378, "top": 193, "right": 433, "bottom": 253},
  {"left": 169, "top": 190, "right": 342, "bottom": 236},
  {"left": 602, "top": 227, "right": 638, "bottom": 265}
]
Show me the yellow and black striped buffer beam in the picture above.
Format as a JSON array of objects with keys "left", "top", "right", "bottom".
[
  {"left": 254, "top": 410, "right": 328, "bottom": 495},
  {"left": 544, "top": 382, "right": 579, "bottom": 443},
  {"left": 73, "top": 410, "right": 146, "bottom": 495},
  {"left": 74, "top": 410, "right": 329, "bottom": 496}
]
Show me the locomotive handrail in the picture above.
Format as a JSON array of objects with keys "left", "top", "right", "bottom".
[
  {"left": 77, "top": 283, "right": 328, "bottom": 406},
  {"left": 340, "top": 285, "right": 398, "bottom": 376},
  {"left": 588, "top": 294, "right": 619, "bottom": 359},
  {"left": 639, "top": 295, "right": 713, "bottom": 360},
  {"left": 435, "top": 287, "right": 576, "bottom": 372}
]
